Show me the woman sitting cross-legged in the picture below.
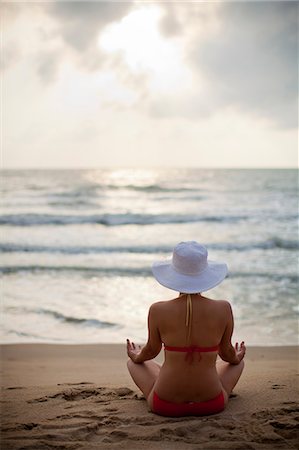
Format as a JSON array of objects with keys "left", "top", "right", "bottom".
[{"left": 127, "top": 241, "right": 246, "bottom": 417}]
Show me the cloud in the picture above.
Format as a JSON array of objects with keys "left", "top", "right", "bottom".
[
  {"left": 3, "top": 1, "right": 297, "bottom": 129},
  {"left": 1, "top": 3, "right": 26, "bottom": 71},
  {"left": 43, "top": 2, "right": 133, "bottom": 79},
  {"left": 155, "top": 2, "right": 298, "bottom": 128},
  {"left": 35, "top": 48, "right": 64, "bottom": 84},
  {"left": 46, "top": 2, "right": 132, "bottom": 56},
  {"left": 195, "top": 2, "right": 298, "bottom": 128},
  {"left": 32, "top": 2, "right": 130, "bottom": 81},
  {"left": 2, "top": 2, "right": 133, "bottom": 81},
  {"left": 158, "top": 3, "right": 182, "bottom": 37},
  {"left": 158, "top": 2, "right": 217, "bottom": 38}
]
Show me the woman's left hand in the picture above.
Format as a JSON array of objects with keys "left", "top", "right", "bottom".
[{"left": 127, "top": 339, "right": 142, "bottom": 363}]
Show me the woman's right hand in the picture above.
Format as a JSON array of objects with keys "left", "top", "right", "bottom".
[
  {"left": 127, "top": 339, "right": 142, "bottom": 363},
  {"left": 235, "top": 341, "right": 246, "bottom": 362}
]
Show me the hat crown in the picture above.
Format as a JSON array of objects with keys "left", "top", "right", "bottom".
[{"left": 172, "top": 241, "right": 208, "bottom": 275}]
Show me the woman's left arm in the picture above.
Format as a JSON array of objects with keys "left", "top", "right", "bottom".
[{"left": 127, "top": 303, "right": 162, "bottom": 364}]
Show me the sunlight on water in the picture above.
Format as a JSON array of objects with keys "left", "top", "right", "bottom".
[{"left": 84, "top": 168, "right": 160, "bottom": 189}]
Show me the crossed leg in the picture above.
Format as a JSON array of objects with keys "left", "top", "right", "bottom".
[
  {"left": 216, "top": 358, "right": 245, "bottom": 399},
  {"left": 127, "top": 359, "right": 161, "bottom": 399},
  {"left": 127, "top": 358, "right": 245, "bottom": 408}
]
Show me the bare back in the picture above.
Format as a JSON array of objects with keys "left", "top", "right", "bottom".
[{"left": 152, "top": 294, "right": 230, "bottom": 403}]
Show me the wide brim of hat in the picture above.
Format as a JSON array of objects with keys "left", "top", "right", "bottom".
[{"left": 152, "top": 259, "right": 228, "bottom": 293}]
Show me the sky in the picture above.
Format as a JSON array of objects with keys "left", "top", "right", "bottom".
[{"left": 1, "top": 1, "right": 298, "bottom": 169}]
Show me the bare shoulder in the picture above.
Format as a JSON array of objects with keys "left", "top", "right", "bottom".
[
  {"left": 149, "top": 300, "right": 168, "bottom": 312},
  {"left": 205, "top": 297, "right": 231, "bottom": 307},
  {"left": 217, "top": 299, "right": 232, "bottom": 309},
  {"left": 210, "top": 299, "right": 232, "bottom": 315},
  {"left": 149, "top": 300, "right": 175, "bottom": 319}
]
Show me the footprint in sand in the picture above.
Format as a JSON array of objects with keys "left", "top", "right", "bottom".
[
  {"left": 113, "top": 387, "right": 134, "bottom": 397},
  {"left": 28, "top": 386, "right": 135, "bottom": 404},
  {"left": 251, "top": 403, "right": 299, "bottom": 444},
  {"left": 57, "top": 381, "right": 94, "bottom": 386},
  {"left": 109, "top": 430, "right": 128, "bottom": 438},
  {"left": 5, "top": 386, "right": 25, "bottom": 390},
  {"left": 22, "top": 423, "right": 38, "bottom": 430}
]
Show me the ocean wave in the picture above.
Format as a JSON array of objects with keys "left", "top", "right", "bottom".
[
  {"left": 6, "top": 330, "right": 57, "bottom": 340},
  {"left": 4, "top": 306, "right": 119, "bottom": 329},
  {"left": 37, "top": 308, "right": 118, "bottom": 328},
  {"left": 0, "top": 243, "right": 172, "bottom": 254},
  {"left": 209, "top": 238, "right": 299, "bottom": 251},
  {"left": 263, "top": 237, "right": 299, "bottom": 250},
  {"left": 229, "top": 272, "right": 299, "bottom": 282},
  {"left": 0, "top": 212, "right": 250, "bottom": 226},
  {"left": 0, "top": 265, "right": 152, "bottom": 276},
  {"left": 0, "top": 264, "right": 297, "bottom": 282},
  {"left": 106, "top": 183, "right": 197, "bottom": 193},
  {"left": 0, "top": 238, "right": 298, "bottom": 255}
]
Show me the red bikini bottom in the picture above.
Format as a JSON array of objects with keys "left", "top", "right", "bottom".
[{"left": 152, "top": 391, "right": 225, "bottom": 417}]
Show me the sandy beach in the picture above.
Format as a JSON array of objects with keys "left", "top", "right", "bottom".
[{"left": 0, "top": 344, "right": 298, "bottom": 449}]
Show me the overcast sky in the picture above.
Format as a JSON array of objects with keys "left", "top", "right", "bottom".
[{"left": 2, "top": 1, "right": 298, "bottom": 169}]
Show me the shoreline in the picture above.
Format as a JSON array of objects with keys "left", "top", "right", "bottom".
[{"left": 1, "top": 344, "right": 298, "bottom": 449}]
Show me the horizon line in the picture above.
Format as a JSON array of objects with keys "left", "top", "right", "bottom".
[{"left": 1, "top": 165, "right": 298, "bottom": 171}]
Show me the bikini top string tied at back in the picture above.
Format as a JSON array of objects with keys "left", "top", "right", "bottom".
[
  {"left": 185, "top": 293, "right": 197, "bottom": 363},
  {"left": 185, "top": 293, "right": 193, "bottom": 344},
  {"left": 163, "top": 293, "right": 219, "bottom": 363}
]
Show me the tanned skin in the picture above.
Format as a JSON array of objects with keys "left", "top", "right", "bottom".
[{"left": 127, "top": 293, "right": 246, "bottom": 412}]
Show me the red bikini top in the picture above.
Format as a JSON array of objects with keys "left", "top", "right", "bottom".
[
  {"left": 164, "top": 344, "right": 219, "bottom": 363},
  {"left": 163, "top": 294, "right": 219, "bottom": 362}
]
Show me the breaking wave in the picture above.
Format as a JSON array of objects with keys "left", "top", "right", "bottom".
[
  {"left": 0, "top": 213, "right": 249, "bottom": 226},
  {"left": 0, "top": 237, "right": 298, "bottom": 255},
  {"left": 0, "top": 264, "right": 297, "bottom": 282},
  {"left": 36, "top": 308, "right": 118, "bottom": 328}
]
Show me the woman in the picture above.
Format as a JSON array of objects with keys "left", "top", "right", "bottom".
[{"left": 127, "top": 241, "right": 246, "bottom": 417}]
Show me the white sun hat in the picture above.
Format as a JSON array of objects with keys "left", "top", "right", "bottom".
[{"left": 152, "top": 241, "right": 228, "bottom": 293}]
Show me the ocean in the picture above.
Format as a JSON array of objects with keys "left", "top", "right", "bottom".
[{"left": 1, "top": 168, "right": 298, "bottom": 346}]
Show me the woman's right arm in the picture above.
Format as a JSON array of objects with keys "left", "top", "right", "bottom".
[
  {"left": 127, "top": 303, "right": 162, "bottom": 364},
  {"left": 218, "top": 301, "right": 246, "bottom": 365}
]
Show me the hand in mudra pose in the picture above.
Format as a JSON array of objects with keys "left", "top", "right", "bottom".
[
  {"left": 127, "top": 339, "right": 142, "bottom": 363},
  {"left": 235, "top": 341, "right": 246, "bottom": 363}
]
